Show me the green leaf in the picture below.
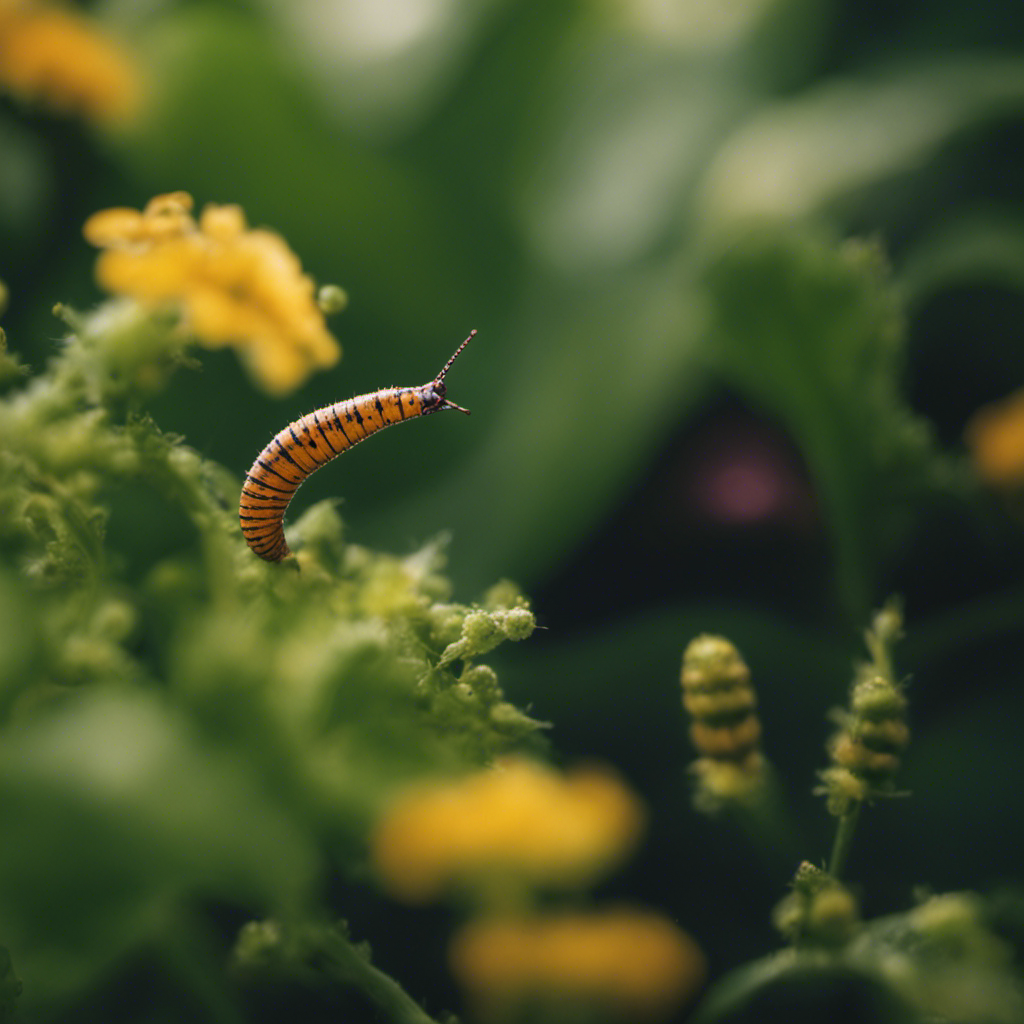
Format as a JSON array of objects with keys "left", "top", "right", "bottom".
[
  {"left": 899, "top": 212, "right": 1024, "bottom": 308},
  {"left": 691, "top": 950, "right": 917, "bottom": 1024},
  {"left": 696, "top": 57, "right": 1024, "bottom": 227},
  {"left": 704, "top": 227, "right": 951, "bottom": 621},
  {"left": 0, "top": 691, "right": 320, "bottom": 1006}
]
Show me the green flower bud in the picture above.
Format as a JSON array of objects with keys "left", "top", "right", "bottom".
[
  {"left": 497, "top": 606, "right": 535, "bottom": 641},
  {"left": 807, "top": 886, "right": 859, "bottom": 947},
  {"left": 850, "top": 675, "right": 908, "bottom": 720},
  {"left": 317, "top": 284, "right": 349, "bottom": 315},
  {"left": 463, "top": 610, "right": 504, "bottom": 651},
  {"left": 681, "top": 634, "right": 750, "bottom": 694},
  {"left": 437, "top": 607, "right": 531, "bottom": 668},
  {"left": 820, "top": 599, "right": 910, "bottom": 814},
  {"left": 460, "top": 664, "right": 500, "bottom": 699},
  {"left": 774, "top": 861, "right": 860, "bottom": 948},
  {"left": 681, "top": 635, "right": 761, "bottom": 761},
  {"left": 681, "top": 635, "right": 770, "bottom": 812}
]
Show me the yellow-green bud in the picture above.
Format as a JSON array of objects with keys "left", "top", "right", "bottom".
[
  {"left": 461, "top": 664, "right": 500, "bottom": 698},
  {"left": 820, "top": 601, "right": 911, "bottom": 814},
  {"left": 316, "top": 284, "right": 348, "bottom": 315},
  {"left": 774, "top": 862, "right": 860, "bottom": 948},
  {"left": 681, "top": 635, "right": 750, "bottom": 693},
  {"left": 681, "top": 635, "right": 762, "bottom": 763},
  {"left": 462, "top": 610, "right": 504, "bottom": 650},
  {"left": 850, "top": 676, "right": 908, "bottom": 720},
  {"left": 498, "top": 606, "right": 535, "bottom": 641},
  {"left": 807, "top": 886, "right": 859, "bottom": 947},
  {"left": 682, "top": 635, "right": 770, "bottom": 813}
]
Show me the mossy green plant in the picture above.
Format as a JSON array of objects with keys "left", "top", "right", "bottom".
[{"left": 0, "top": 294, "right": 542, "bottom": 1020}]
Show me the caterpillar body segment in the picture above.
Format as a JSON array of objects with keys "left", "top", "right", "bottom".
[{"left": 240, "top": 331, "right": 475, "bottom": 562}]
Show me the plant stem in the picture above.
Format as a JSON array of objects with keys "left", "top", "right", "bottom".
[
  {"left": 318, "top": 929, "right": 440, "bottom": 1024},
  {"left": 828, "top": 802, "right": 861, "bottom": 880}
]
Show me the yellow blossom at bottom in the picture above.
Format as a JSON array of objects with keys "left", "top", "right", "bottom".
[
  {"left": 83, "top": 192, "right": 341, "bottom": 396},
  {"left": 370, "top": 757, "right": 645, "bottom": 903},
  {"left": 964, "top": 388, "right": 1024, "bottom": 487},
  {"left": 0, "top": 1, "right": 139, "bottom": 122},
  {"left": 449, "top": 909, "right": 707, "bottom": 1020}
]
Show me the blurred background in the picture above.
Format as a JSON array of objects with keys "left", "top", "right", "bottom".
[{"left": 3, "top": 0, "right": 1024, "bottom": 1017}]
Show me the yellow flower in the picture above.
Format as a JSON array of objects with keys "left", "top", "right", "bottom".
[
  {"left": 370, "top": 757, "right": 645, "bottom": 904},
  {"left": 449, "top": 909, "right": 707, "bottom": 1020},
  {"left": 964, "top": 388, "right": 1024, "bottom": 487},
  {"left": 0, "top": 0, "right": 139, "bottom": 122},
  {"left": 83, "top": 192, "right": 341, "bottom": 396}
]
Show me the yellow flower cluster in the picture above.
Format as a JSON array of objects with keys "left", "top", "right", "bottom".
[
  {"left": 83, "top": 193, "right": 341, "bottom": 396},
  {"left": 370, "top": 757, "right": 645, "bottom": 903},
  {"left": 965, "top": 388, "right": 1024, "bottom": 488},
  {"left": 449, "top": 909, "right": 707, "bottom": 1020},
  {"left": 0, "top": 0, "right": 139, "bottom": 122}
]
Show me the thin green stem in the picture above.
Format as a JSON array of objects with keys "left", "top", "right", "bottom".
[
  {"left": 828, "top": 802, "right": 862, "bottom": 880},
  {"left": 317, "top": 929, "right": 440, "bottom": 1024},
  {"left": 236, "top": 919, "right": 442, "bottom": 1024}
]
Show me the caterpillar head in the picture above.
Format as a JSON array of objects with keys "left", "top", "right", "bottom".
[{"left": 422, "top": 329, "right": 476, "bottom": 415}]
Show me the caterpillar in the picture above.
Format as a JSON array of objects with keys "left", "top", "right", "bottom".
[{"left": 240, "top": 330, "right": 476, "bottom": 562}]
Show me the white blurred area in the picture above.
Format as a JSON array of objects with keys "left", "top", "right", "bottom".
[
  {"left": 256, "top": 0, "right": 503, "bottom": 139},
  {"left": 607, "top": 0, "right": 780, "bottom": 50}
]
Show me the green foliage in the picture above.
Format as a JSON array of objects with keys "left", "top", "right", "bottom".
[
  {"left": 686, "top": 609, "right": 1023, "bottom": 1024},
  {"left": 0, "top": 300, "right": 541, "bottom": 1020},
  {"left": 696, "top": 892, "right": 1024, "bottom": 1024},
  {"left": 3, "top": 0, "right": 1024, "bottom": 1021},
  {"left": 704, "top": 231, "right": 952, "bottom": 620}
]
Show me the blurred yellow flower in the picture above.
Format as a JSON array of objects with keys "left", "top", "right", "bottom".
[
  {"left": 0, "top": 0, "right": 139, "bottom": 122},
  {"left": 370, "top": 757, "right": 645, "bottom": 904},
  {"left": 964, "top": 388, "right": 1024, "bottom": 487},
  {"left": 449, "top": 909, "right": 707, "bottom": 1020},
  {"left": 83, "top": 192, "right": 341, "bottom": 396}
]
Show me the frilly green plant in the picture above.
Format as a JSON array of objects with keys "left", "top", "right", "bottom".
[
  {"left": 0, "top": 289, "right": 543, "bottom": 1021},
  {"left": 687, "top": 602, "right": 1023, "bottom": 1024}
]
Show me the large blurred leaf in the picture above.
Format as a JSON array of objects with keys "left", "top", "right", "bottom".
[
  {"left": 704, "top": 228, "right": 951, "bottom": 620},
  {"left": 696, "top": 57, "right": 1024, "bottom": 227},
  {"left": 0, "top": 691, "right": 319, "bottom": 1008},
  {"left": 899, "top": 212, "right": 1024, "bottom": 308},
  {"left": 365, "top": 272, "right": 711, "bottom": 594}
]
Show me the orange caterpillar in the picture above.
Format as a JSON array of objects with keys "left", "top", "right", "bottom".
[{"left": 240, "top": 331, "right": 475, "bottom": 562}]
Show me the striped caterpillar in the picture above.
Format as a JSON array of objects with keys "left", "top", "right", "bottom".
[{"left": 240, "top": 330, "right": 476, "bottom": 562}]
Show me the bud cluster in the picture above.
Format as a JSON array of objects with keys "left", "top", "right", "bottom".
[
  {"left": 681, "top": 634, "right": 767, "bottom": 811},
  {"left": 819, "top": 601, "right": 910, "bottom": 816},
  {"left": 773, "top": 862, "right": 860, "bottom": 948}
]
